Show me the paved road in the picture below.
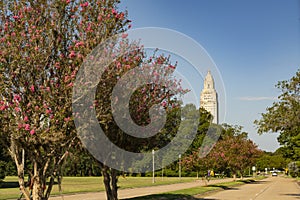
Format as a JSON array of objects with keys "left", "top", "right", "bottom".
[
  {"left": 49, "top": 178, "right": 234, "bottom": 200},
  {"left": 202, "top": 176, "right": 300, "bottom": 200},
  {"left": 49, "top": 176, "right": 299, "bottom": 200}
]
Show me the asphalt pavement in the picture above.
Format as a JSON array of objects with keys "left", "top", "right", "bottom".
[{"left": 202, "top": 176, "right": 300, "bottom": 200}]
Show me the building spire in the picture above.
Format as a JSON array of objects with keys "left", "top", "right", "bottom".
[
  {"left": 204, "top": 70, "right": 215, "bottom": 90},
  {"left": 200, "top": 70, "right": 219, "bottom": 124}
]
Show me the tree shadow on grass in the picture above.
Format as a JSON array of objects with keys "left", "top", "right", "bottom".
[
  {"left": 122, "top": 194, "right": 205, "bottom": 200},
  {"left": 0, "top": 181, "right": 19, "bottom": 188},
  {"left": 205, "top": 184, "right": 238, "bottom": 190},
  {"left": 242, "top": 180, "right": 267, "bottom": 184},
  {"left": 238, "top": 179, "right": 256, "bottom": 184},
  {"left": 0, "top": 181, "right": 59, "bottom": 188},
  {"left": 282, "top": 193, "right": 300, "bottom": 198}
]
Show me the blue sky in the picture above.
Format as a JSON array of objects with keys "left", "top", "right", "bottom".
[{"left": 119, "top": 0, "right": 300, "bottom": 152}]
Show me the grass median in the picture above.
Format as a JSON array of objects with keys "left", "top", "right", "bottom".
[
  {"left": 0, "top": 176, "right": 196, "bottom": 200},
  {"left": 123, "top": 178, "right": 261, "bottom": 200}
]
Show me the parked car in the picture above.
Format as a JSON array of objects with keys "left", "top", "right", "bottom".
[{"left": 272, "top": 172, "right": 278, "bottom": 176}]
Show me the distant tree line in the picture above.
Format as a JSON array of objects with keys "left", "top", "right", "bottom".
[{"left": 1, "top": 103, "right": 293, "bottom": 183}]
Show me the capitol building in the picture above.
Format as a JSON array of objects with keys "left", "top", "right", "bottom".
[{"left": 200, "top": 71, "right": 219, "bottom": 124}]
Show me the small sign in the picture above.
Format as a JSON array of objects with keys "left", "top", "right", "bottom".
[{"left": 252, "top": 166, "right": 256, "bottom": 171}]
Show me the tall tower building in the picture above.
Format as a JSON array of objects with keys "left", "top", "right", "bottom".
[{"left": 200, "top": 70, "right": 219, "bottom": 124}]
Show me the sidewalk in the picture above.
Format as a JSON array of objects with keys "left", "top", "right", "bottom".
[{"left": 49, "top": 178, "right": 235, "bottom": 200}]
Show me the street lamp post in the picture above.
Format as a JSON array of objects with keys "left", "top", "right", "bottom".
[
  {"left": 152, "top": 150, "right": 155, "bottom": 183},
  {"left": 22, "top": 149, "right": 25, "bottom": 178},
  {"left": 179, "top": 154, "right": 181, "bottom": 179}
]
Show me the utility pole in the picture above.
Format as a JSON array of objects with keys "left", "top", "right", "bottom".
[
  {"left": 179, "top": 154, "right": 181, "bottom": 180},
  {"left": 22, "top": 149, "right": 25, "bottom": 178},
  {"left": 152, "top": 150, "right": 155, "bottom": 183}
]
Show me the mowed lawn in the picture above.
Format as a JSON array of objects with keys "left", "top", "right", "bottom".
[{"left": 0, "top": 176, "right": 196, "bottom": 200}]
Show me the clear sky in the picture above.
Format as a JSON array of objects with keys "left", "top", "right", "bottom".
[{"left": 119, "top": 0, "right": 300, "bottom": 152}]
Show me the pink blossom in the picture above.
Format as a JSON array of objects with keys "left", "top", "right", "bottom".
[
  {"left": 161, "top": 101, "right": 167, "bottom": 107},
  {"left": 13, "top": 15, "right": 19, "bottom": 20},
  {"left": 117, "top": 12, "right": 124, "bottom": 20},
  {"left": 64, "top": 75, "right": 70, "bottom": 82},
  {"left": 67, "top": 82, "right": 74, "bottom": 87},
  {"left": 121, "top": 33, "right": 128, "bottom": 39},
  {"left": 18, "top": 123, "right": 23, "bottom": 129},
  {"left": 77, "top": 53, "right": 83, "bottom": 59},
  {"left": 46, "top": 109, "right": 52, "bottom": 114},
  {"left": 80, "top": 2, "right": 89, "bottom": 7},
  {"left": 75, "top": 41, "right": 84, "bottom": 48},
  {"left": 24, "top": 124, "right": 30, "bottom": 131},
  {"left": 64, "top": 117, "right": 71, "bottom": 122},
  {"left": 69, "top": 51, "right": 76, "bottom": 58},
  {"left": 168, "top": 65, "right": 176, "bottom": 70},
  {"left": 14, "top": 94, "right": 21, "bottom": 101},
  {"left": 30, "top": 129, "right": 35, "bottom": 135},
  {"left": 71, "top": 70, "right": 77, "bottom": 77},
  {"left": 125, "top": 64, "right": 131, "bottom": 69},
  {"left": 66, "top": 0, "right": 71, "bottom": 4},
  {"left": 86, "top": 23, "right": 92, "bottom": 32},
  {"left": 24, "top": 116, "right": 29, "bottom": 122},
  {"left": 0, "top": 105, "right": 7, "bottom": 111},
  {"left": 153, "top": 71, "right": 159, "bottom": 76},
  {"left": 55, "top": 62, "right": 60, "bottom": 69},
  {"left": 112, "top": 9, "right": 117, "bottom": 15},
  {"left": 30, "top": 85, "right": 35, "bottom": 92},
  {"left": 14, "top": 107, "right": 20, "bottom": 112}
]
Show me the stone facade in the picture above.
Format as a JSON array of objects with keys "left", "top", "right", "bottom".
[{"left": 200, "top": 70, "right": 219, "bottom": 124}]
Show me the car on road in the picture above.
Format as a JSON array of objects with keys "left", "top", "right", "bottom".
[{"left": 272, "top": 172, "right": 278, "bottom": 176}]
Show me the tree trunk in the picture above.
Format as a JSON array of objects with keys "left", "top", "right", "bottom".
[
  {"left": 16, "top": 163, "right": 31, "bottom": 200},
  {"left": 102, "top": 167, "right": 113, "bottom": 200},
  {"left": 233, "top": 173, "right": 236, "bottom": 181},
  {"left": 202, "top": 176, "right": 208, "bottom": 186},
  {"left": 111, "top": 169, "right": 118, "bottom": 200},
  {"left": 10, "top": 141, "right": 31, "bottom": 200},
  {"left": 102, "top": 167, "right": 118, "bottom": 200},
  {"left": 32, "top": 160, "right": 43, "bottom": 200}
]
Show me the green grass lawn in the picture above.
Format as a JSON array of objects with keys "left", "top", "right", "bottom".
[{"left": 0, "top": 176, "right": 196, "bottom": 200}]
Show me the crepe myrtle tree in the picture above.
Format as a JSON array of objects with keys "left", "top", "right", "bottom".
[
  {"left": 71, "top": 33, "right": 188, "bottom": 198},
  {"left": 208, "top": 134, "right": 262, "bottom": 179},
  {"left": 90, "top": 47, "right": 188, "bottom": 199},
  {"left": 0, "top": 0, "right": 131, "bottom": 199},
  {"left": 182, "top": 124, "right": 262, "bottom": 180}
]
